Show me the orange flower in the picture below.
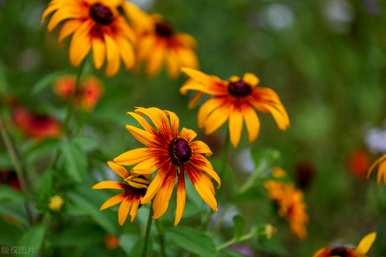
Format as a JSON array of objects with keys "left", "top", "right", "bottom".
[
  {"left": 347, "top": 150, "right": 370, "bottom": 179},
  {"left": 104, "top": 234, "right": 119, "bottom": 250},
  {"left": 264, "top": 180, "right": 308, "bottom": 239},
  {"left": 181, "top": 68, "right": 289, "bottom": 147},
  {"left": 12, "top": 106, "right": 61, "bottom": 140},
  {"left": 312, "top": 232, "right": 376, "bottom": 257},
  {"left": 93, "top": 161, "right": 150, "bottom": 225},
  {"left": 123, "top": 4, "right": 198, "bottom": 78},
  {"left": 54, "top": 75, "right": 103, "bottom": 111},
  {"left": 42, "top": 0, "right": 136, "bottom": 76},
  {"left": 368, "top": 154, "right": 386, "bottom": 184},
  {"left": 112, "top": 107, "right": 220, "bottom": 225}
]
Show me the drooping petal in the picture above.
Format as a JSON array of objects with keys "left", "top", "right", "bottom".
[
  {"left": 174, "top": 172, "right": 186, "bottom": 225},
  {"left": 146, "top": 43, "right": 165, "bottom": 76},
  {"left": 229, "top": 109, "right": 243, "bottom": 147},
  {"left": 100, "top": 193, "right": 125, "bottom": 210},
  {"left": 127, "top": 111, "right": 153, "bottom": 132},
  {"left": 152, "top": 172, "right": 176, "bottom": 219},
  {"left": 129, "top": 199, "right": 140, "bottom": 222},
  {"left": 58, "top": 19, "right": 82, "bottom": 42},
  {"left": 118, "top": 198, "right": 132, "bottom": 225},
  {"left": 104, "top": 34, "right": 121, "bottom": 76},
  {"left": 141, "top": 167, "right": 169, "bottom": 204},
  {"left": 92, "top": 181, "right": 125, "bottom": 190},
  {"left": 188, "top": 170, "right": 217, "bottom": 211},
  {"left": 356, "top": 232, "right": 377, "bottom": 255},
  {"left": 204, "top": 105, "right": 230, "bottom": 135},
  {"left": 107, "top": 161, "right": 130, "bottom": 179},
  {"left": 126, "top": 125, "right": 156, "bottom": 146},
  {"left": 132, "top": 158, "right": 159, "bottom": 174},
  {"left": 116, "top": 37, "right": 135, "bottom": 69},
  {"left": 181, "top": 68, "right": 214, "bottom": 86},
  {"left": 113, "top": 148, "right": 150, "bottom": 166},
  {"left": 197, "top": 98, "right": 223, "bottom": 128},
  {"left": 166, "top": 49, "right": 180, "bottom": 78},
  {"left": 69, "top": 21, "right": 92, "bottom": 66},
  {"left": 135, "top": 107, "right": 169, "bottom": 129},
  {"left": 242, "top": 106, "right": 260, "bottom": 143},
  {"left": 190, "top": 140, "right": 212, "bottom": 156},
  {"left": 92, "top": 37, "right": 106, "bottom": 69},
  {"left": 189, "top": 156, "right": 221, "bottom": 187}
]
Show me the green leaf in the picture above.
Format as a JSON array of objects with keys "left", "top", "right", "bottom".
[
  {"left": 0, "top": 186, "right": 23, "bottom": 202},
  {"left": 166, "top": 226, "right": 217, "bottom": 257},
  {"left": 32, "top": 71, "right": 66, "bottom": 95},
  {"left": 17, "top": 225, "right": 46, "bottom": 257},
  {"left": 36, "top": 169, "right": 53, "bottom": 210},
  {"left": 233, "top": 215, "right": 245, "bottom": 239},
  {"left": 61, "top": 138, "right": 87, "bottom": 183}
]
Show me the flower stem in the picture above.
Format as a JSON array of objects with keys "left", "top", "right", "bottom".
[
  {"left": 141, "top": 207, "right": 153, "bottom": 257},
  {"left": 216, "top": 229, "right": 256, "bottom": 251},
  {"left": 155, "top": 221, "right": 167, "bottom": 257},
  {"left": 219, "top": 129, "right": 231, "bottom": 178},
  {"left": 0, "top": 113, "right": 34, "bottom": 225}
]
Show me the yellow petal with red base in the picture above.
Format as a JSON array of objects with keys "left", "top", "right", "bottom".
[
  {"left": 153, "top": 173, "right": 176, "bottom": 219},
  {"left": 93, "top": 181, "right": 125, "bottom": 190},
  {"left": 107, "top": 161, "right": 130, "bottom": 179},
  {"left": 174, "top": 173, "right": 186, "bottom": 225},
  {"left": 113, "top": 148, "right": 150, "bottom": 166}
]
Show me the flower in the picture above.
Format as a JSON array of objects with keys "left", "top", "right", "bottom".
[
  {"left": 123, "top": 4, "right": 198, "bottom": 78},
  {"left": 347, "top": 150, "right": 370, "bottom": 179},
  {"left": 112, "top": 107, "right": 220, "bottom": 225},
  {"left": 42, "top": 0, "right": 136, "bottom": 76},
  {"left": 368, "top": 154, "right": 386, "bottom": 184},
  {"left": 180, "top": 68, "right": 289, "bottom": 147},
  {"left": 93, "top": 161, "right": 150, "bottom": 225},
  {"left": 104, "top": 234, "right": 119, "bottom": 250},
  {"left": 12, "top": 106, "right": 61, "bottom": 140},
  {"left": 264, "top": 224, "right": 276, "bottom": 239},
  {"left": 0, "top": 170, "right": 21, "bottom": 191},
  {"left": 54, "top": 75, "right": 104, "bottom": 111},
  {"left": 295, "top": 160, "right": 316, "bottom": 190},
  {"left": 264, "top": 180, "right": 308, "bottom": 239},
  {"left": 49, "top": 195, "right": 64, "bottom": 211},
  {"left": 312, "top": 232, "right": 376, "bottom": 257}
]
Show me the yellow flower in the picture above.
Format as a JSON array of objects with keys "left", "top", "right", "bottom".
[
  {"left": 42, "top": 0, "right": 136, "bottom": 76},
  {"left": 123, "top": 4, "right": 198, "bottom": 78},
  {"left": 93, "top": 161, "right": 149, "bottom": 225},
  {"left": 272, "top": 167, "right": 286, "bottom": 178},
  {"left": 312, "top": 232, "right": 377, "bottom": 257},
  {"left": 368, "top": 154, "right": 386, "bottom": 184},
  {"left": 112, "top": 107, "right": 220, "bottom": 225},
  {"left": 49, "top": 195, "right": 64, "bottom": 211},
  {"left": 180, "top": 68, "right": 289, "bottom": 147},
  {"left": 264, "top": 180, "right": 308, "bottom": 239},
  {"left": 264, "top": 224, "right": 276, "bottom": 239}
]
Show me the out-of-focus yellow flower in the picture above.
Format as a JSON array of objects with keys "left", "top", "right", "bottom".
[
  {"left": 112, "top": 107, "right": 220, "bottom": 225},
  {"left": 49, "top": 195, "right": 64, "bottom": 211},
  {"left": 312, "top": 232, "right": 376, "bottom": 257},
  {"left": 42, "top": 0, "right": 136, "bottom": 76},
  {"left": 93, "top": 162, "right": 149, "bottom": 225},
  {"left": 368, "top": 154, "right": 386, "bottom": 184},
  {"left": 264, "top": 224, "right": 276, "bottom": 239},
  {"left": 264, "top": 180, "right": 308, "bottom": 239},
  {"left": 123, "top": 4, "right": 198, "bottom": 78},
  {"left": 181, "top": 68, "right": 289, "bottom": 147},
  {"left": 272, "top": 167, "right": 286, "bottom": 178}
]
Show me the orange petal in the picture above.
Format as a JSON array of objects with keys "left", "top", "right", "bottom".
[
  {"left": 188, "top": 171, "right": 217, "bottom": 211},
  {"left": 229, "top": 109, "right": 243, "bottom": 148},
  {"left": 204, "top": 105, "right": 230, "bottom": 135},
  {"left": 146, "top": 43, "right": 165, "bottom": 76},
  {"left": 152, "top": 172, "right": 176, "bottom": 219},
  {"left": 242, "top": 106, "right": 260, "bottom": 143},
  {"left": 107, "top": 161, "right": 130, "bottom": 179},
  {"left": 104, "top": 34, "right": 121, "bottom": 76},
  {"left": 132, "top": 158, "right": 159, "bottom": 174},
  {"left": 92, "top": 181, "right": 125, "bottom": 190},
  {"left": 127, "top": 111, "right": 153, "bottom": 132},
  {"left": 197, "top": 98, "right": 223, "bottom": 128},
  {"left": 190, "top": 140, "right": 212, "bottom": 156},
  {"left": 174, "top": 172, "right": 186, "bottom": 225},
  {"left": 113, "top": 148, "right": 150, "bottom": 166},
  {"left": 69, "top": 21, "right": 92, "bottom": 66},
  {"left": 92, "top": 37, "right": 106, "bottom": 69},
  {"left": 180, "top": 128, "right": 197, "bottom": 142},
  {"left": 118, "top": 198, "right": 132, "bottom": 225},
  {"left": 126, "top": 125, "right": 156, "bottom": 146},
  {"left": 141, "top": 168, "right": 169, "bottom": 204},
  {"left": 129, "top": 199, "right": 140, "bottom": 222},
  {"left": 100, "top": 193, "right": 125, "bottom": 210}
]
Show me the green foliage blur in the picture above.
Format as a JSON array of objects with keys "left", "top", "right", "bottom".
[{"left": 0, "top": 0, "right": 385, "bottom": 256}]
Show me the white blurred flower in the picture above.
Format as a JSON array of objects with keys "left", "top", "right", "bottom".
[
  {"left": 211, "top": 205, "right": 239, "bottom": 228},
  {"left": 263, "top": 3, "right": 294, "bottom": 30},
  {"left": 324, "top": 0, "right": 354, "bottom": 33},
  {"left": 127, "top": 0, "right": 154, "bottom": 10},
  {"left": 365, "top": 126, "right": 386, "bottom": 153},
  {"left": 235, "top": 148, "right": 255, "bottom": 174}
]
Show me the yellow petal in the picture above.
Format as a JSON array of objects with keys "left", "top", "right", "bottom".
[
  {"left": 356, "top": 232, "right": 376, "bottom": 254},
  {"left": 180, "top": 128, "right": 197, "bottom": 142},
  {"left": 182, "top": 68, "right": 212, "bottom": 86},
  {"left": 229, "top": 109, "right": 243, "bottom": 148},
  {"left": 176, "top": 48, "right": 198, "bottom": 69},
  {"left": 118, "top": 198, "right": 132, "bottom": 225},
  {"left": 104, "top": 34, "right": 121, "bottom": 76},
  {"left": 47, "top": 7, "right": 84, "bottom": 31},
  {"left": 190, "top": 157, "right": 221, "bottom": 187},
  {"left": 126, "top": 125, "right": 156, "bottom": 146},
  {"left": 197, "top": 98, "right": 222, "bottom": 128},
  {"left": 190, "top": 140, "right": 212, "bottom": 156},
  {"left": 174, "top": 173, "right": 186, "bottom": 225},
  {"left": 141, "top": 169, "right": 168, "bottom": 204},
  {"left": 132, "top": 158, "right": 159, "bottom": 174},
  {"left": 117, "top": 37, "right": 135, "bottom": 69},
  {"left": 107, "top": 161, "right": 130, "bottom": 179},
  {"left": 135, "top": 107, "right": 168, "bottom": 129},
  {"left": 69, "top": 21, "right": 92, "bottom": 66},
  {"left": 166, "top": 49, "right": 180, "bottom": 78},
  {"left": 146, "top": 43, "right": 165, "bottom": 76},
  {"left": 204, "top": 105, "right": 230, "bottom": 135},
  {"left": 58, "top": 20, "right": 81, "bottom": 42},
  {"left": 113, "top": 148, "right": 150, "bottom": 166},
  {"left": 243, "top": 73, "right": 259, "bottom": 86},
  {"left": 92, "top": 181, "right": 124, "bottom": 190},
  {"left": 152, "top": 173, "right": 176, "bottom": 219},
  {"left": 188, "top": 171, "right": 217, "bottom": 211},
  {"left": 127, "top": 111, "right": 153, "bottom": 132},
  {"left": 100, "top": 193, "right": 125, "bottom": 210},
  {"left": 243, "top": 107, "right": 260, "bottom": 143},
  {"left": 166, "top": 110, "right": 180, "bottom": 136},
  {"left": 92, "top": 38, "right": 106, "bottom": 69},
  {"left": 129, "top": 199, "right": 140, "bottom": 222}
]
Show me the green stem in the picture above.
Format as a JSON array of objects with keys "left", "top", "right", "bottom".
[
  {"left": 219, "top": 129, "right": 231, "bottom": 178},
  {"left": 216, "top": 230, "right": 256, "bottom": 251},
  {"left": 141, "top": 207, "right": 153, "bottom": 257},
  {"left": 155, "top": 221, "right": 167, "bottom": 257},
  {"left": 0, "top": 113, "right": 34, "bottom": 225}
]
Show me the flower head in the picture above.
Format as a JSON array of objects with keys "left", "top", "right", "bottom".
[
  {"left": 12, "top": 106, "right": 61, "bottom": 140},
  {"left": 49, "top": 195, "right": 64, "bottom": 211},
  {"left": 112, "top": 107, "right": 220, "bottom": 225},
  {"left": 265, "top": 180, "right": 308, "bottom": 239},
  {"left": 367, "top": 154, "right": 386, "bottom": 184},
  {"left": 312, "top": 232, "right": 376, "bottom": 257},
  {"left": 347, "top": 150, "right": 370, "bottom": 180},
  {"left": 42, "top": 0, "right": 136, "bottom": 76},
  {"left": 181, "top": 68, "right": 289, "bottom": 147},
  {"left": 123, "top": 4, "right": 198, "bottom": 78},
  {"left": 93, "top": 161, "right": 150, "bottom": 225},
  {"left": 54, "top": 75, "right": 103, "bottom": 111}
]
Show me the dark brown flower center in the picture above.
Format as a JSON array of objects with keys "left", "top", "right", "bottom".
[
  {"left": 228, "top": 80, "right": 252, "bottom": 97},
  {"left": 329, "top": 247, "right": 350, "bottom": 257},
  {"left": 90, "top": 3, "right": 114, "bottom": 25},
  {"left": 168, "top": 138, "right": 192, "bottom": 166},
  {"left": 155, "top": 21, "right": 174, "bottom": 38}
]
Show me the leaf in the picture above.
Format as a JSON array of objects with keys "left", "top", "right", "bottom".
[
  {"left": 32, "top": 71, "right": 66, "bottom": 95},
  {"left": 36, "top": 169, "right": 53, "bottom": 210},
  {"left": 166, "top": 226, "right": 217, "bottom": 257},
  {"left": 61, "top": 138, "right": 87, "bottom": 183},
  {"left": 68, "top": 191, "right": 118, "bottom": 234},
  {"left": 17, "top": 225, "right": 46, "bottom": 257},
  {"left": 0, "top": 186, "right": 23, "bottom": 202},
  {"left": 233, "top": 215, "right": 245, "bottom": 239}
]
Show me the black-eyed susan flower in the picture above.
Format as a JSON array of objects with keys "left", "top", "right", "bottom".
[
  {"left": 122, "top": 4, "right": 198, "bottom": 78},
  {"left": 112, "top": 107, "right": 220, "bottom": 225},
  {"left": 180, "top": 68, "right": 289, "bottom": 147},
  {"left": 93, "top": 161, "right": 150, "bottom": 225},
  {"left": 312, "top": 232, "right": 376, "bottom": 257},
  {"left": 54, "top": 75, "right": 103, "bottom": 111},
  {"left": 264, "top": 180, "right": 308, "bottom": 239},
  {"left": 368, "top": 154, "right": 386, "bottom": 184},
  {"left": 42, "top": 0, "right": 136, "bottom": 76}
]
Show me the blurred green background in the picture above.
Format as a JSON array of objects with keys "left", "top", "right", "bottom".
[{"left": 0, "top": 0, "right": 385, "bottom": 256}]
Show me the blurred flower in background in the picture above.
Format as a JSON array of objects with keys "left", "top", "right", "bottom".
[
  {"left": 294, "top": 161, "right": 316, "bottom": 190},
  {"left": 0, "top": 170, "right": 21, "bottom": 191},
  {"left": 262, "top": 3, "right": 294, "bottom": 31},
  {"left": 323, "top": 0, "right": 354, "bottom": 33},
  {"left": 231, "top": 244, "right": 254, "bottom": 257},
  {"left": 365, "top": 126, "right": 386, "bottom": 153},
  {"left": 346, "top": 150, "right": 370, "bottom": 180},
  {"left": 48, "top": 195, "right": 64, "bottom": 211},
  {"left": 54, "top": 75, "right": 104, "bottom": 112},
  {"left": 104, "top": 234, "right": 119, "bottom": 250}
]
